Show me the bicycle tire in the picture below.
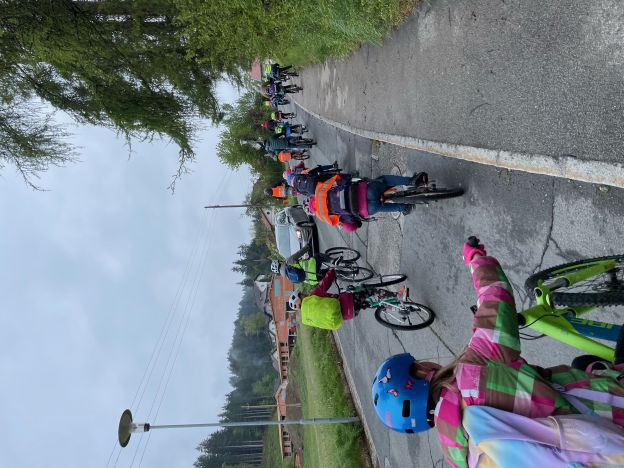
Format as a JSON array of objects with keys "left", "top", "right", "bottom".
[
  {"left": 359, "top": 274, "right": 407, "bottom": 288},
  {"left": 293, "top": 138, "right": 315, "bottom": 146},
  {"left": 525, "top": 254, "right": 624, "bottom": 307},
  {"left": 324, "top": 247, "right": 360, "bottom": 262},
  {"left": 292, "top": 153, "right": 310, "bottom": 161},
  {"left": 336, "top": 266, "right": 374, "bottom": 282},
  {"left": 388, "top": 187, "right": 464, "bottom": 204},
  {"left": 374, "top": 301, "right": 435, "bottom": 331}
]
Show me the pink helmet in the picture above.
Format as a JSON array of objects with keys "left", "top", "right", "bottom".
[{"left": 283, "top": 168, "right": 292, "bottom": 179}]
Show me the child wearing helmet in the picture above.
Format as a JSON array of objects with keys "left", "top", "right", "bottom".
[{"left": 371, "top": 239, "right": 624, "bottom": 468}]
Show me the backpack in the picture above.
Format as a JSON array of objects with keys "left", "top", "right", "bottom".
[
  {"left": 284, "top": 265, "right": 306, "bottom": 284},
  {"left": 462, "top": 385, "right": 624, "bottom": 467},
  {"left": 300, "top": 296, "right": 343, "bottom": 330}
]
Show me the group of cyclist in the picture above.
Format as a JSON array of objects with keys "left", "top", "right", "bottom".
[
  {"left": 268, "top": 160, "right": 430, "bottom": 231},
  {"left": 258, "top": 62, "right": 624, "bottom": 467}
]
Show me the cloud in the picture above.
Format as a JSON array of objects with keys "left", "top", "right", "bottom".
[{"left": 0, "top": 83, "right": 253, "bottom": 467}]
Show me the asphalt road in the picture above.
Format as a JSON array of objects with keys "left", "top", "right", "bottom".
[
  {"left": 294, "top": 0, "right": 624, "bottom": 166},
  {"left": 286, "top": 104, "right": 624, "bottom": 468}
]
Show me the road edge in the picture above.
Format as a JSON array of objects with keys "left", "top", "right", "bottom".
[
  {"left": 332, "top": 331, "right": 380, "bottom": 468},
  {"left": 295, "top": 102, "right": 624, "bottom": 189}
]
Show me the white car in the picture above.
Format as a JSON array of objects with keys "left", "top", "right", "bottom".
[{"left": 274, "top": 206, "right": 317, "bottom": 259}]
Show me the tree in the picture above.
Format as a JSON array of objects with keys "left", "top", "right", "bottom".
[
  {"left": 0, "top": 93, "right": 76, "bottom": 188},
  {"left": 241, "top": 312, "right": 265, "bottom": 337},
  {"left": 251, "top": 373, "right": 275, "bottom": 397},
  {"left": 0, "top": 0, "right": 233, "bottom": 187},
  {"left": 195, "top": 288, "right": 275, "bottom": 468},
  {"left": 232, "top": 239, "right": 273, "bottom": 287},
  {"left": 216, "top": 91, "right": 282, "bottom": 177}
]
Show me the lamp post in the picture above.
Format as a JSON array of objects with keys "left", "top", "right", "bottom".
[{"left": 117, "top": 409, "right": 359, "bottom": 447}]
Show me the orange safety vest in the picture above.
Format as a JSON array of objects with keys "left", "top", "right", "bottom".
[
  {"left": 271, "top": 185, "right": 287, "bottom": 198},
  {"left": 314, "top": 175, "right": 340, "bottom": 226}
]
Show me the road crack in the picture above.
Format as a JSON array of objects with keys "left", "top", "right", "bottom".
[
  {"left": 533, "top": 178, "right": 556, "bottom": 274},
  {"left": 390, "top": 329, "right": 407, "bottom": 353},
  {"left": 469, "top": 102, "right": 490, "bottom": 116}
]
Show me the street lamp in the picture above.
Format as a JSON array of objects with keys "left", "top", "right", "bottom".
[{"left": 117, "top": 409, "right": 359, "bottom": 447}]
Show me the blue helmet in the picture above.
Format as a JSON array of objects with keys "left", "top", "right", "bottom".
[
  {"left": 371, "top": 353, "right": 431, "bottom": 433},
  {"left": 286, "top": 173, "right": 296, "bottom": 186}
]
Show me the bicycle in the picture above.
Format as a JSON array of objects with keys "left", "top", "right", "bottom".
[
  {"left": 382, "top": 178, "right": 464, "bottom": 204},
  {"left": 287, "top": 136, "right": 316, "bottom": 148},
  {"left": 342, "top": 278, "right": 435, "bottom": 331},
  {"left": 467, "top": 236, "right": 623, "bottom": 361},
  {"left": 318, "top": 247, "right": 435, "bottom": 330}
]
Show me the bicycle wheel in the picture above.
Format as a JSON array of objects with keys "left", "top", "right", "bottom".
[
  {"left": 335, "top": 265, "right": 374, "bottom": 282},
  {"left": 295, "top": 138, "right": 316, "bottom": 146},
  {"left": 374, "top": 301, "right": 435, "bottom": 330},
  {"left": 525, "top": 255, "right": 624, "bottom": 307},
  {"left": 292, "top": 152, "right": 310, "bottom": 161},
  {"left": 388, "top": 186, "right": 464, "bottom": 204},
  {"left": 324, "top": 247, "right": 361, "bottom": 262},
  {"left": 359, "top": 274, "right": 407, "bottom": 288}
]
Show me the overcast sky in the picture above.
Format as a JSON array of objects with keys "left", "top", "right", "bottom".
[{"left": 0, "top": 83, "right": 253, "bottom": 467}]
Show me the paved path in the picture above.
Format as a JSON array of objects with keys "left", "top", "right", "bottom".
[
  {"left": 284, "top": 2, "right": 624, "bottom": 465},
  {"left": 294, "top": 0, "right": 624, "bottom": 187},
  {"left": 287, "top": 104, "right": 624, "bottom": 468}
]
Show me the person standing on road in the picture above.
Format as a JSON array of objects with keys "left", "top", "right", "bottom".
[{"left": 372, "top": 238, "right": 624, "bottom": 468}]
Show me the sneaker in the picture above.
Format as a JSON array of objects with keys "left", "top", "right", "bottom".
[
  {"left": 401, "top": 205, "right": 413, "bottom": 216},
  {"left": 410, "top": 172, "right": 428, "bottom": 186}
]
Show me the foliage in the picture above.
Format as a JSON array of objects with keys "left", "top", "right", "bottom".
[
  {"left": 195, "top": 287, "right": 276, "bottom": 468},
  {"left": 241, "top": 312, "right": 266, "bottom": 337},
  {"left": 175, "top": 0, "right": 415, "bottom": 67},
  {"left": 217, "top": 90, "right": 282, "bottom": 176},
  {"left": 0, "top": 93, "right": 76, "bottom": 188},
  {"left": 232, "top": 234, "right": 274, "bottom": 287},
  {"left": 251, "top": 373, "right": 275, "bottom": 397},
  {"left": 0, "top": 0, "right": 232, "bottom": 186}
]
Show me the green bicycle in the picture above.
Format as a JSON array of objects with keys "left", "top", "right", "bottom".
[
  {"left": 467, "top": 237, "right": 623, "bottom": 361},
  {"left": 342, "top": 280, "right": 436, "bottom": 331}
]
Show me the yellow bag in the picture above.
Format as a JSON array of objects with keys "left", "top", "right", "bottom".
[{"left": 301, "top": 296, "right": 343, "bottom": 330}]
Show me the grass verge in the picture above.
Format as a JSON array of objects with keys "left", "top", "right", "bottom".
[
  {"left": 288, "top": 325, "right": 368, "bottom": 468},
  {"left": 276, "top": 0, "right": 420, "bottom": 66}
]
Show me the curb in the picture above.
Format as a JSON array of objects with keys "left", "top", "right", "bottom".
[
  {"left": 332, "top": 330, "right": 380, "bottom": 468},
  {"left": 295, "top": 102, "right": 624, "bottom": 189}
]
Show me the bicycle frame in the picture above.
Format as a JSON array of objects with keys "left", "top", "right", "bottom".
[{"left": 520, "top": 258, "right": 621, "bottom": 361}]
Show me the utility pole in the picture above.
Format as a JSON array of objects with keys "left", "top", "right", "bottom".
[{"left": 204, "top": 204, "right": 265, "bottom": 209}]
